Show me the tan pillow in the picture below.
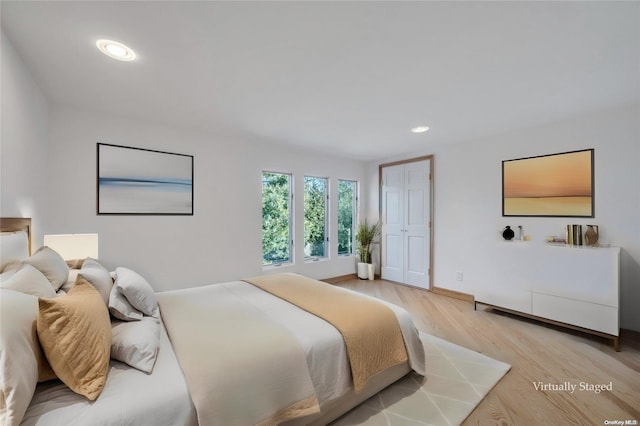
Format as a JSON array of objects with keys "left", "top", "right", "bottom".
[
  {"left": 37, "top": 276, "right": 111, "bottom": 400},
  {"left": 66, "top": 258, "right": 85, "bottom": 269}
]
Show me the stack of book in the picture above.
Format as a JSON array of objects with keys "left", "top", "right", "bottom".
[{"left": 566, "top": 224, "right": 583, "bottom": 246}]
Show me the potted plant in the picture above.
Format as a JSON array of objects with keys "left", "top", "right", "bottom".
[{"left": 355, "top": 219, "right": 381, "bottom": 280}]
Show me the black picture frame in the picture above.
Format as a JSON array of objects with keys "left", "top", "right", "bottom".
[
  {"left": 502, "top": 149, "right": 594, "bottom": 218},
  {"left": 97, "top": 143, "right": 194, "bottom": 215}
]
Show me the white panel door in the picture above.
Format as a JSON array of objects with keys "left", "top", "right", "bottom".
[
  {"left": 404, "top": 161, "right": 430, "bottom": 288},
  {"left": 381, "top": 165, "right": 404, "bottom": 283},
  {"left": 381, "top": 160, "right": 430, "bottom": 289}
]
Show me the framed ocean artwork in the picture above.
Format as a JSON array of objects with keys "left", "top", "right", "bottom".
[
  {"left": 97, "top": 143, "right": 193, "bottom": 215},
  {"left": 502, "top": 149, "right": 594, "bottom": 217}
]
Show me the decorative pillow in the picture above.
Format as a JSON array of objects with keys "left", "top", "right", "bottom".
[
  {"left": 114, "top": 267, "right": 159, "bottom": 317},
  {"left": 109, "top": 285, "right": 143, "bottom": 321},
  {"left": 0, "top": 260, "right": 21, "bottom": 274},
  {"left": 23, "top": 246, "right": 69, "bottom": 290},
  {"left": 79, "top": 258, "right": 113, "bottom": 306},
  {"left": 110, "top": 316, "right": 161, "bottom": 373},
  {"left": 0, "top": 263, "right": 57, "bottom": 298},
  {"left": 60, "top": 269, "right": 80, "bottom": 293},
  {"left": 0, "top": 290, "right": 55, "bottom": 426},
  {"left": 37, "top": 277, "right": 111, "bottom": 401},
  {"left": 0, "top": 231, "right": 29, "bottom": 271},
  {"left": 66, "top": 258, "right": 85, "bottom": 269}
]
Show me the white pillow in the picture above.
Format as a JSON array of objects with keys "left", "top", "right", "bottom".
[
  {"left": 0, "top": 290, "right": 41, "bottom": 426},
  {"left": 0, "top": 263, "right": 56, "bottom": 298},
  {"left": 109, "top": 285, "right": 143, "bottom": 321},
  {"left": 0, "top": 231, "right": 29, "bottom": 271},
  {"left": 114, "top": 267, "right": 159, "bottom": 317},
  {"left": 79, "top": 258, "right": 113, "bottom": 306},
  {"left": 23, "top": 246, "right": 69, "bottom": 290},
  {"left": 110, "top": 316, "right": 161, "bottom": 373}
]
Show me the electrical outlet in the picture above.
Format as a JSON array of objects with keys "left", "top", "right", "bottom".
[{"left": 456, "top": 271, "right": 463, "bottom": 281}]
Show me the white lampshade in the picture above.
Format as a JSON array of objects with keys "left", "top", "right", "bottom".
[{"left": 43, "top": 234, "right": 99, "bottom": 260}]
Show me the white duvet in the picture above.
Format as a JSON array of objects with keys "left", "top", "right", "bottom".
[
  {"left": 214, "top": 281, "right": 426, "bottom": 404},
  {"left": 159, "top": 281, "right": 425, "bottom": 425}
]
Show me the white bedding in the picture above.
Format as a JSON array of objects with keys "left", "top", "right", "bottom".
[
  {"left": 19, "top": 280, "right": 424, "bottom": 426},
  {"left": 158, "top": 280, "right": 425, "bottom": 425},
  {"left": 20, "top": 321, "right": 196, "bottom": 426},
  {"left": 222, "top": 280, "right": 354, "bottom": 404},
  {"left": 217, "top": 281, "right": 425, "bottom": 405}
]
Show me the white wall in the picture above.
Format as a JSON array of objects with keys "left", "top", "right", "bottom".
[
  {"left": 43, "top": 106, "right": 366, "bottom": 291},
  {"left": 367, "top": 104, "right": 640, "bottom": 332},
  {"left": 4, "top": 28, "right": 638, "bottom": 331},
  {"left": 0, "top": 31, "right": 50, "bottom": 245}
]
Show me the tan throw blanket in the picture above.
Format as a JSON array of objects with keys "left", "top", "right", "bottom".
[
  {"left": 245, "top": 273, "right": 408, "bottom": 393},
  {"left": 157, "top": 284, "right": 319, "bottom": 426}
]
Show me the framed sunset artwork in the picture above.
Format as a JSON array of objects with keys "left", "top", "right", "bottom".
[{"left": 502, "top": 149, "right": 594, "bottom": 217}]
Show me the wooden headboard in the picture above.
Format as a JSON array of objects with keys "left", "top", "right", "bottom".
[{"left": 0, "top": 217, "right": 32, "bottom": 255}]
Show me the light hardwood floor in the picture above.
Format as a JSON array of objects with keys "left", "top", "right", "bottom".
[{"left": 335, "top": 278, "right": 640, "bottom": 425}]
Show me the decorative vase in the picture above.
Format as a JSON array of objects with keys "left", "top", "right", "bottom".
[
  {"left": 357, "top": 262, "right": 369, "bottom": 279},
  {"left": 585, "top": 225, "right": 599, "bottom": 246},
  {"left": 367, "top": 264, "right": 375, "bottom": 281},
  {"left": 502, "top": 226, "right": 515, "bottom": 240}
]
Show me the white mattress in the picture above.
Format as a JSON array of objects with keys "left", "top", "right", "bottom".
[{"left": 21, "top": 322, "right": 197, "bottom": 426}]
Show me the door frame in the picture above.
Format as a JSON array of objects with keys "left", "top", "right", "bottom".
[{"left": 379, "top": 155, "right": 434, "bottom": 290}]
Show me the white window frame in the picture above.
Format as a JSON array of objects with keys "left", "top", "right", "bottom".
[
  {"left": 262, "top": 171, "right": 294, "bottom": 267},
  {"left": 337, "top": 179, "right": 358, "bottom": 256},
  {"left": 303, "top": 175, "right": 329, "bottom": 262}
]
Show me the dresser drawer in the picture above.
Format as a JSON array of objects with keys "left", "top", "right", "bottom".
[
  {"left": 532, "top": 292, "right": 618, "bottom": 335},
  {"left": 475, "top": 288, "right": 532, "bottom": 314}
]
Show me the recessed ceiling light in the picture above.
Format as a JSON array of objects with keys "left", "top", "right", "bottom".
[
  {"left": 411, "top": 126, "right": 430, "bottom": 134},
  {"left": 96, "top": 39, "right": 136, "bottom": 61}
]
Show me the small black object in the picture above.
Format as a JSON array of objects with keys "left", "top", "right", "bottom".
[{"left": 502, "top": 226, "right": 515, "bottom": 240}]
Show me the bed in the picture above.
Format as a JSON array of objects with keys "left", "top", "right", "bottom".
[{"left": 1, "top": 218, "right": 425, "bottom": 426}]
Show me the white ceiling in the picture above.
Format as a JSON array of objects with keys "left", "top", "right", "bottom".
[{"left": 2, "top": 1, "right": 638, "bottom": 161}]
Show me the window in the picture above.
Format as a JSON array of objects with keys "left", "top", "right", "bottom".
[
  {"left": 338, "top": 179, "right": 357, "bottom": 255},
  {"left": 304, "top": 176, "right": 328, "bottom": 260},
  {"left": 262, "top": 172, "right": 292, "bottom": 266}
]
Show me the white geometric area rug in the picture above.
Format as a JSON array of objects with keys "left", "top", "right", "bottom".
[{"left": 332, "top": 332, "right": 511, "bottom": 426}]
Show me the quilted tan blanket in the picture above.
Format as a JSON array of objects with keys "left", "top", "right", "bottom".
[
  {"left": 157, "top": 284, "right": 319, "bottom": 426},
  {"left": 245, "top": 273, "right": 408, "bottom": 393}
]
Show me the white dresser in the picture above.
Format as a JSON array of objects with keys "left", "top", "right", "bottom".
[{"left": 474, "top": 243, "right": 620, "bottom": 350}]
